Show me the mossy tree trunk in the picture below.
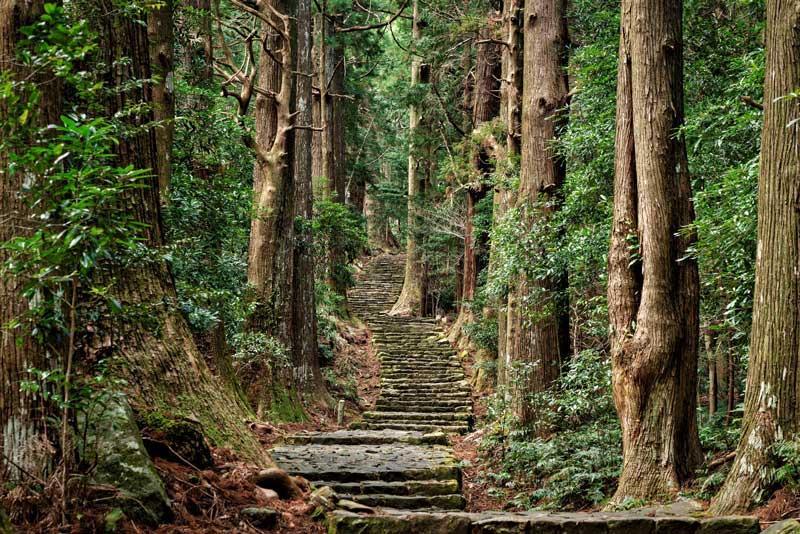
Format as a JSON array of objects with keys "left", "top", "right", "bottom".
[
  {"left": 148, "top": 0, "right": 175, "bottom": 200},
  {"left": 710, "top": 0, "right": 800, "bottom": 513},
  {"left": 87, "top": 0, "right": 271, "bottom": 463},
  {"left": 607, "top": 0, "right": 701, "bottom": 502},
  {"left": 494, "top": 0, "right": 522, "bottom": 391},
  {"left": 450, "top": 23, "right": 500, "bottom": 347},
  {"left": 507, "top": 0, "right": 570, "bottom": 428},
  {"left": 0, "top": 0, "right": 62, "bottom": 482}
]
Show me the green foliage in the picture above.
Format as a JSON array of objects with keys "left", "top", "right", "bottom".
[
  {"left": 774, "top": 439, "right": 800, "bottom": 491},
  {"left": 313, "top": 198, "right": 367, "bottom": 290},
  {"left": 230, "top": 332, "right": 289, "bottom": 371},
  {"left": 483, "top": 351, "right": 621, "bottom": 510}
]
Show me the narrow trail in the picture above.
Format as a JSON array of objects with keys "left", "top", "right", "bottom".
[
  {"left": 272, "top": 255, "right": 761, "bottom": 532},
  {"left": 271, "top": 254, "right": 471, "bottom": 512}
]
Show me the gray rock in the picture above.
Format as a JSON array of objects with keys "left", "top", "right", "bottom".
[
  {"left": 764, "top": 520, "right": 800, "bottom": 533},
  {"left": 338, "top": 499, "right": 377, "bottom": 514},
  {"left": 240, "top": 507, "right": 278, "bottom": 529},
  {"left": 78, "top": 392, "right": 170, "bottom": 525},
  {"left": 311, "top": 485, "right": 339, "bottom": 510},
  {"left": 698, "top": 516, "right": 760, "bottom": 533}
]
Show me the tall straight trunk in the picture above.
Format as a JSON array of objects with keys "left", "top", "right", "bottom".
[
  {"left": 330, "top": 40, "right": 346, "bottom": 203},
  {"left": 705, "top": 329, "right": 718, "bottom": 416},
  {"left": 245, "top": 0, "right": 307, "bottom": 419},
  {"left": 90, "top": 2, "right": 270, "bottom": 463},
  {"left": 450, "top": 26, "right": 500, "bottom": 345},
  {"left": 391, "top": 0, "right": 426, "bottom": 317},
  {"left": 495, "top": 0, "right": 522, "bottom": 390},
  {"left": 148, "top": 0, "right": 175, "bottom": 200},
  {"left": 247, "top": 5, "right": 293, "bottom": 341},
  {"left": 607, "top": 0, "right": 701, "bottom": 502},
  {"left": 507, "top": 0, "right": 570, "bottom": 427},
  {"left": 291, "top": 0, "right": 328, "bottom": 402},
  {"left": 0, "top": 0, "right": 61, "bottom": 482},
  {"left": 711, "top": 0, "right": 800, "bottom": 512}
]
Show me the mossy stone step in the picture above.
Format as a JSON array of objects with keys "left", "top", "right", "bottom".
[
  {"left": 346, "top": 493, "right": 466, "bottom": 511},
  {"left": 361, "top": 422, "right": 469, "bottom": 433},
  {"left": 271, "top": 443, "right": 460, "bottom": 482},
  {"left": 327, "top": 510, "right": 761, "bottom": 534},
  {"left": 312, "top": 479, "right": 459, "bottom": 497},
  {"left": 283, "top": 430, "right": 448, "bottom": 446},
  {"left": 364, "top": 411, "right": 471, "bottom": 422},
  {"left": 375, "top": 404, "right": 471, "bottom": 413}
]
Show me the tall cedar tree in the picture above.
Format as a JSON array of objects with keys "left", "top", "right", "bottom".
[
  {"left": 0, "top": 0, "right": 61, "bottom": 482},
  {"left": 449, "top": 23, "right": 501, "bottom": 347},
  {"left": 507, "top": 0, "right": 570, "bottom": 427},
  {"left": 89, "top": 0, "right": 270, "bottom": 463},
  {"left": 292, "top": 0, "right": 329, "bottom": 401},
  {"left": 245, "top": 0, "right": 307, "bottom": 417},
  {"left": 391, "top": 0, "right": 427, "bottom": 317},
  {"left": 710, "top": 0, "right": 800, "bottom": 513},
  {"left": 148, "top": 0, "right": 174, "bottom": 198},
  {"left": 494, "top": 0, "right": 522, "bottom": 389},
  {"left": 607, "top": 0, "right": 701, "bottom": 501}
]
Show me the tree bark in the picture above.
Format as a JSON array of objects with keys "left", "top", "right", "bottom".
[
  {"left": 0, "top": 0, "right": 62, "bottom": 482},
  {"left": 607, "top": 0, "right": 701, "bottom": 502},
  {"left": 390, "top": 0, "right": 426, "bottom": 317},
  {"left": 711, "top": 0, "right": 800, "bottom": 511},
  {"left": 148, "top": 0, "right": 175, "bottom": 200},
  {"left": 450, "top": 23, "right": 500, "bottom": 346},
  {"left": 90, "top": 2, "right": 270, "bottom": 463},
  {"left": 291, "top": 0, "right": 329, "bottom": 404},
  {"left": 495, "top": 0, "right": 522, "bottom": 391},
  {"left": 507, "top": 0, "right": 570, "bottom": 428}
]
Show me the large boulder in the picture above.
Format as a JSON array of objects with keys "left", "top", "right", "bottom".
[{"left": 78, "top": 392, "right": 171, "bottom": 525}]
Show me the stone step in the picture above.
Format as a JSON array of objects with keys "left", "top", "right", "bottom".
[
  {"left": 271, "top": 443, "right": 460, "bottom": 483},
  {"left": 374, "top": 404, "right": 471, "bottom": 413},
  {"left": 345, "top": 493, "right": 466, "bottom": 511},
  {"left": 312, "top": 479, "right": 459, "bottom": 497},
  {"left": 378, "top": 391, "right": 471, "bottom": 399},
  {"left": 364, "top": 411, "right": 471, "bottom": 422},
  {"left": 360, "top": 422, "right": 469, "bottom": 433},
  {"left": 283, "top": 430, "right": 448, "bottom": 446},
  {"left": 327, "top": 510, "right": 761, "bottom": 533}
]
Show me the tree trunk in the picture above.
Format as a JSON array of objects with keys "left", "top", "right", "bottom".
[
  {"left": 607, "top": 0, "right": 701, "bottom": 502},
  {"left": 148, "top": 0, "right": 175, "bottom": 200},
  {"left": 90, "top": 2, "right": 270, "bottom": 464},
  {"left": 711, "top": 5, "right": 800, "bottom": 511},
  {"left": 507, "top": 0, "right": 570, "bottom": 428},
  {"left": 450, "top": 24, "right": 500, "bottom": 345},
  {"left": 711, "top": 10, "right": 800, "bottom": 503},
  {"left": 0, "top": 0, "right": 62, "bottom": 482},
  {"left": 705, "top": 329, "right": 718, "bottom": 417},
  {"left": 390, "top": 0, "right": 426, "bottom": 317},
  {"left": 495, "top": 0, "right": 522, "bottom": 391},
  {"left": 291, "top": 0, "right": 329, "bottom": 404}
]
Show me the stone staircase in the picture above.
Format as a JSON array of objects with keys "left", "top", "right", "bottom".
[
  {"left": 350, "top": 255, "right": 472, "bottom": 434},
  {"left": 271, "top": 254, "right": 470, "bottom": 513}
]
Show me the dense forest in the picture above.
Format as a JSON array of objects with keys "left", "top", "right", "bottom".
[{"left": 1, "top": 0, "right": 799, "bottom": 531}]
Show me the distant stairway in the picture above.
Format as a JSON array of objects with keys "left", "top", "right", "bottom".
[{"left": 271, "top": 254, "right": 471, "bottom": 512}]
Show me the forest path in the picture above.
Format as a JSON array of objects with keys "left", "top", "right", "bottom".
[
  {"left": 271, "top": 254, "right": 471, "bottom": 512},
  {"left": 272, "top": 256, "right": 763, "bottom": 532}
]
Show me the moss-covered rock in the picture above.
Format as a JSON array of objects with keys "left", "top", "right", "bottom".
[
  {"left": 78, "top": 392, "right": 171, "bottom": 525},
  {"left": 137, "top": 412, "right": 213, "bottom": 469}
]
